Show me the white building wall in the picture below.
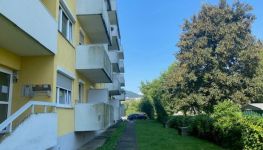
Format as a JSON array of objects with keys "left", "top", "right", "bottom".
[{"left": 0, "top": 113, "right": 57, "bottom": 150}]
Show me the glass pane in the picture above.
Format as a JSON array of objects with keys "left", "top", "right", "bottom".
[
  {"left": 61, "top": 12, "right": 68, "bottom": 38},
  {"left": 59, "top": 89, "right": 67, "bottom": 104},
  {"left": 68, "top": 22, "right": 72, "bottom": 41},
  {"left": 0, "top": 104, "right": 8, "bottom": 123},
  {"left": 68, "top": 91, "right": 71, "bottom": 105},
  {"left": 0, "top": 72, "right": 10, "bottom": 102}
]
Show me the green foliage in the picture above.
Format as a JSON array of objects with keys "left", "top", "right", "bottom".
[
  {"left": 153, "top": 98, "right": 168, "bottom": 124},
  {"left": 211, "top": 100, "right": 243, "bottom": 149},
  {"left": 167, "top": 115, "right": 193, "bottom": 128},
  {"left": 122, "top": 100, "right": 140, "bottom": 116},
  {"left": 162, "top": 0, "right": 263, "bottom": 114},
  {"left": 190, "top": 115, "right": 214, "bottom": 139},
  {"left": 167, "top": 101, "right": 263, "bottom": 149},
  {"left": 211, "top": 100, "right": 242, "bottom": 134},
  {"left": 241, "top": 115, "right": 263, "bottom": 150},
  {"left": 139, "top": 99, "right": 154, "bottom": 119}
]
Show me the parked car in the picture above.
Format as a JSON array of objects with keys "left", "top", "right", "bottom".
[{"left": 128, "top": 113, "right": 148, "bottom": 120}]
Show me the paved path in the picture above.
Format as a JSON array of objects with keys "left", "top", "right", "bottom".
[
  {"left": 116, "top": 121, "right": 137, "bottom": 150},
  {"left": 78, "top": 127, "right": 116, "bottom": 150}
]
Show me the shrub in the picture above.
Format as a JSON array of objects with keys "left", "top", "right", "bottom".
[
  {"left": 153, "top": 98, "right": 168, "bottom": 125},
  {"left": 139, "top": 99, "right": 154, "bottom": 119},
  {"left": 211, "top": 100, "right": 243, "bottom": 149},
  {"left": 241, "top": 115, "right": 263, "bottom": 150},
  {"left": 167, "top": 115, "right": 193, "bottom": 129},
  {"left": 190, "top": 115, "right": 214, "bottom": 140}
]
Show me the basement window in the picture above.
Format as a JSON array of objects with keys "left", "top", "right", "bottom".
[{"left": 58, "top": 6, "right": 73, "bottom": 42}]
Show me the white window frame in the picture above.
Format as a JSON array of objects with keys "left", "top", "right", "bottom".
[
  {"left": 56, "top": 86, "right": 72, "bottom": 107},
  {"left": 0, "top": 67, "right": 13, "bottom": 132},
  {"left": 58, "top": 5, "right": 73, "bottom": 42}
]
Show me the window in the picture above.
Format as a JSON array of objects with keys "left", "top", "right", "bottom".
[
  {"left": 56, "top": 73, "right": 72, "bottom": 105},
  {"left": 58, "top": 6, "right": 73, "bottom": 42},
  {"left": 79, "top": 31, "right": 84, "bottom": 45}
]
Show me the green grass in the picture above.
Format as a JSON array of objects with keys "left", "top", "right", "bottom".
[
  {"left": 97, "top": 122, "right": 126, "bottom": 150},
  {"left": 136, "top": 120, "right": 224, "bottom": 150}
]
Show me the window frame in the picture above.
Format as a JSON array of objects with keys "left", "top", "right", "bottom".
[
  {"left": 56, "top": 86, "right": 72, "bottom": 107},
  {"left": 58, "top": 5, "right": 73, "bottom": 42}
]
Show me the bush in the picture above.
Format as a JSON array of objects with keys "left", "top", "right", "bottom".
[
  {"left": 211, "top": 100, "right": 243, "bottom": 149},
  {"left": 167, "top": 101, "right": 263, "bottom": 150},
  {"left": 139, "top": 99, "right": 154, "bottom": 119},
  {"left": 190, "top": 115, "right": 214, "bottom": 140},
  {"left": 153, "top": 98, "right": 168, "bottom": 125},
  {"left": 242, "top": 115, "right": 263, "bottom": 150},
  {"left": 167, "top": 115, "right": 193, "bottom": 128}
]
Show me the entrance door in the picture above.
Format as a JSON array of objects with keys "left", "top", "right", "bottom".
[{"left": 0, "top": 68, "right": 12, "bottom": 132}]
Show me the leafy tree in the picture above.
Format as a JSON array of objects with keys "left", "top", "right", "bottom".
[
  {"left": 139, "top": 99, "right": 154, "bottom": 119},
  {"left": 169, "top": 0, "right": 263, "bottom": 113},
  {"left": 123, "top": 100, "right": 140, "bottom": 115}
]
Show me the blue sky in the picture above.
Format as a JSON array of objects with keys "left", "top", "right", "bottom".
[{"left": 117, "top": 0, "right": 263, "bottom": 94}]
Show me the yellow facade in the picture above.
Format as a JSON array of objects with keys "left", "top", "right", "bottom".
[{"left": 0, "top": 0, "right": 96, "bottom": 137}]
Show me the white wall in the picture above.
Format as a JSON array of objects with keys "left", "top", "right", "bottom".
[
  {"left": 0, "top": 113, "right": 57, "bottom": 150},
  {"left": 0, "top": 0, "right": 57, "bottom": 53}
]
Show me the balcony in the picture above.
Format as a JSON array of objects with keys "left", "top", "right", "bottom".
[
  {"left": 119, "top": 73, "right": 125, "bottom": 87},
  {"left": 77, "top": 0, "right": 111, "bottom": 44},
  {"left": 75, "top": 103, "right": 113, "bottom": 131},
  {"left": 106, "top": 73, "right": 121, "bottom": 96},
  {"left": 119, "top": 60, "right": 124, "bottom": 73},
  {"left": 108, "top": 0, "right": 118, "bottom": 25},
  {"left": 76, "top": 44, "right": 112, "bottom": 83},
  {"left": 109, "top": 50, "right": 120, "bottom": 73},
  {"left": 109, "top": 25, "right": 120, "bottom": 50},
  {"left": 118, "top": 47, "right": 124, "bottom": 59},
  {"left": 0, "top": 0, "right": 57, "bottom": 55},
  {"left": 113, "top": 93, "right": 125, "bottom": 101}
]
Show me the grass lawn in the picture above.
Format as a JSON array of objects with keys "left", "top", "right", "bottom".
[
  {"left": 97, "top": 122, "right": 126, "bottom": 150},
  {"left": 136, "top": 120, "right": 223, "bottom": 150}
]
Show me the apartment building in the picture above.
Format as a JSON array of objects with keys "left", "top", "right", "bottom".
[{"left": 0, "top": 0, "right": 125, "bottom": 149}]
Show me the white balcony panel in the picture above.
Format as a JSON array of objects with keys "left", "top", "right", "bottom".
[
  {"left": 76, "top": 44, "right": 112, "bottom": 83},
  {"left": 75, "top": 103, "right": 112, "bottom": 131},
  {"left": 77, "top": 0, "right": 111, "bottom": 44},
  {"left": 119, "top": 60, "right": 124, "bottom": 73},
  {"left": 0, "top": 0, "right": 57, "bottom": 55},
  {"left": 88, "top": 89, "right": 109, "bottom": 104},
  {"left": 109, "top": 25, "right": 120, "bottom": 51},
  {"left": 114, "top": 93, "right": 125, "bottom": 101},
  {"left": 106, "top": 73, "right": 121, "bottom": 96},
  {"left": 109, "top": 51, "right": 120, "bottom": 73},
  {"left": 119, "top": 73, "right": 125, "bottom": 87},
  {"left": 108, "top": 0, "right": 117, "bottom": 25},
  {"left": 118, "top": 47, "right": 124, "bottom": 59}
]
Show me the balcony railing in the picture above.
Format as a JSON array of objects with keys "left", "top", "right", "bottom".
[
  {"left": 0, "top": 0, "right": 57, "bottom": 55},
  {"left": 75, "top": 103, "right": 113, "bottom": 131},
  {"left": 118, "top": 60, "right": 124, "bottom": 73},
  {"left": 77, "top": 0, "right": 112, "bottom": 44},
  {"left": 106, "top": 73, "right": 121, "bottom": 95},
  {"left": 76, "top": 44, "right": 112, "bottom": 83}
]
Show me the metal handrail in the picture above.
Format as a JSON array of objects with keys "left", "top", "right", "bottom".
[{"left": 0, "top": 101, "right": 56, "bottom": 132}]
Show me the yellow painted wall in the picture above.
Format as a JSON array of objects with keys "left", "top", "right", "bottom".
[
  {"left": 0, "top": 0, "right": 96, "bottom": 137},
  {"left": 0, "top": 48, "right": 21, "bottom": 70},
  {"left": 41, "top": 0, "right": 59, "bottom": 20},
  {"left": 12, "top": 56, "right": 55, "bottom": 114}
]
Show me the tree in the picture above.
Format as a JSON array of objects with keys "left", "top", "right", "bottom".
[
  {"left": 171, "top": 0, "right": 263, "bottom": 113},
  {"left": 139, "top": 99, "right": 154, "bottom": 119}
]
